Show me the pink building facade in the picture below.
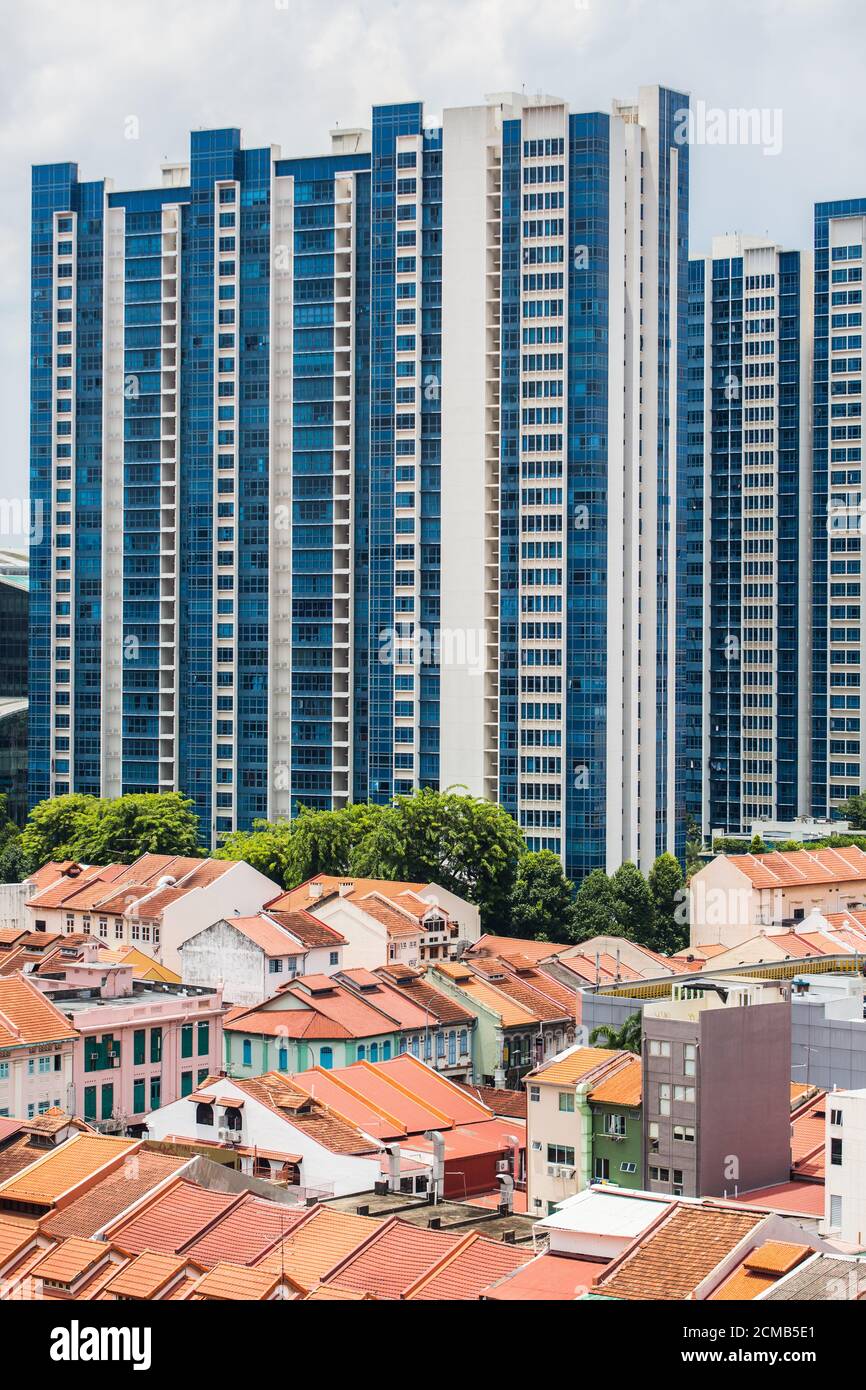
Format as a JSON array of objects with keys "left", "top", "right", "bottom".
[{"left": 33, "top": 962, "right": 224, "bottom": 1132}]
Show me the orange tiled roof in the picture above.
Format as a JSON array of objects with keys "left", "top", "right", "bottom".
[
  {"left": 104, "top": 1178, "right": 239, "bottom": 1255},
  {"left": 30, "top": 1237, "right": 108, "bottom": 1286},
  {"left": 431, "top": 962, "right": 540, "bottom": 1028},
  {"left": 588, "top": 1054, "right": 642, "bottom": 1107},
  {"left": 255, "top": 1206, "right": 379, "bottom": 1291},
  {"left": 180, "top": 1195, "right": 306, "bottom": 1268},
  {"left": 40, "top": 1151, "right": 187, "bottom": 1240},
  {"left": 375, "top": 966, "right": 476, "bottom": 1025},
  {"left": 220, "top": 915, "right": 309, "bottom": 958},
  {"left": 595, "top": 1204, "right": 767, "bottom": 1301},
  {"left": 525, "top": 1045, "right": 623, "bottom": 1087},
  {"left": 102, "top": 1250, "right": 201, "bottom": 1300},
  {"left": 0, "top": 973, "right": 79, "bottom": 1048},
  {"left": 262, "top": 909, "right": 346, "bottom": 949},
  {"left": 191, "top": 1262, "right": 297, "bottom": 1301},
  {"left": 725, "top": 845, "right": 866, "bottom": 889},
  {"left": 468, "top": 934, "right": 562, "bottom": 963},
  {"left": 0, "top": 1134, "right": 139, "bottom": 1209},
  {"left": 710, "top": 1241, "right": 812, "bottom": 1300},
  {"left": 267, "top": 877, "right": 426, "bottom": 914},
  {"left": 353, "top": 895, "right": 424, "bottom": 940}
]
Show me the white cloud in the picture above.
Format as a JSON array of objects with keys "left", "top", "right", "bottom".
[{"left": 1, "top": 0, "right": 864, "bottom": 510}]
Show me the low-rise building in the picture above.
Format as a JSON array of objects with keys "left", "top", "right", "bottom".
[
  {"left": 32, "top": 961, "right": 224, "bottom": 1133},
  {"left": 823, "top": 1086, "right": 866, "bottom": 1245},
  {"left": 0, "top": 974, "right": 78, "bottom": 1120},
  {"left": 524, "top": 1046, "right": 634, "bottom": 1216},
  {"left": 180, "top": 911, "right": 346, "bottom": 1006},
  {"left": 25, "top": 854, "right": 281, "bottom": 971},
  {"left": 269, "top": 875, "right": 481, "bottom": 966}
]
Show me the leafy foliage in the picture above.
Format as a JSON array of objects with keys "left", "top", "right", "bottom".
[
  {"left": 589, "top": 1013, "right": 642, "bottom": 1054},
  {"left": 20, "top": 793, "right": 202, "bottom": 873}
]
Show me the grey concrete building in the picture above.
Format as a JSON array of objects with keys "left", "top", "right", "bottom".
[{"left": 641, "top": 977, "right": 792, "bottom": 1200}]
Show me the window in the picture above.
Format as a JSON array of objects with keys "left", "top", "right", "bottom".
[
  {"left": 830, "top": 1194, "right": 843, "bottom": 1230},
  {"left": 197, "top": 1021, "right": 210, "bottom": 1056},
  {"left": 196, "top": 1103, "right": 214, "bottom": 1126},
  {"left": 673, "top": 1086, "right": 695, "bottom": 1104},
  {"left": 133, "top": 1029, "right": 145, "bottom": 1066},
  {"left": 673, "top": 1125, "right": 696, "bottom": 1143},
  {"left": 659, "top": 1084, "right": 671, "bottom": 1117},
  {"left": 684, "top": 1044, "right": 696, "bottom": 1077},
  {"left": 831, "top": 1137, "right": 843, "bottom": 1167},
  {"left": 831, "top": 1108, "right": 844, "bottom": 1127},
  {"left": 101, "top": 1083, "right": 114, "bottom": 1121},
  {"left": 329, "top": 952, "right": 339, "bottom": 966},
  {"left": 181, "top": 1024, "right": 193, "bottom": 1059},
  {"left": 320, "top": 1046, "right": 333, "bottom": 1070},
  {"left": 604, "top": 1113, "right": 627, "bottom": 1137},
  {"left": 278, "top": 1045, "right": 288, "bottom": 1071},
  {"left": 224, "top": 1107, "right": 242, "bottom": 1133},
  {"left": 619, "top": 1161, "right": 637, "bottom": 1175},
  {"left": 242, "top": 1039, "right": 252, "bottom": 1067},
  {"left": 269, "top": 959, "right": 283, "bottom": 974},
  {"left": 181, "top": 1071, "right": 193, "bottom": 1098},
  {"left": 150, "top": 1077, "right": 161, "bottom": 1111},
  {"left": 150, "top": 1028, "right": 162, "bottom": 1064},
  {"left": 546, "top": 1144, "right": 575, "bottom": 1166},
  {"left": 529, "top": 1085, "right": 540, "bottom": 1103},
  {"left": 649, "top": 1166, "right": 670, "bottom": 1183},
  {"left": 558, "top": 1091, "right": 574, "bottom": 1113},
  {"left": 133, "top": 1079, "right": 145, "bottom": 1114},
  {"left": 649, "top": 1040, "right": 671, "bottom": 1058},
  {"left": 84, "top": 1086, "right": 97, "bottom": 1121},
  {"left": 593, "top": 1157, "right": 609, "bottom": 1181}
]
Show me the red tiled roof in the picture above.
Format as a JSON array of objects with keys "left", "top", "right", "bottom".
[
  {"left": 454, "top": 1082, "right": 526, "bottom": 1120},
  {"left": 104, "top": 1177, "right": 239, "bottom": 1255},
  {"left": 404, "top": 1231, "right": 528, "bottom": 1300},
  {"left": 322, "top": 1217, "right": 464, "bottom": 1298},
  {"left": 484, "top": 1252, "right": 607, "bottom": 1301},
  {"left": 375, "top": 966, "right": 476, "bottom": 1025},
  {"left": 264, "top": 909, "right": 346, "bottom": 949},
  {"left": 220, "top": 915, "right": 308, "bottom": 958},
  {"left": 180, "top": 1194, "right": 306, "bottom": 1267},
  {"left": 731, "top": 1181, "right": 826, "bottom": 1218}
]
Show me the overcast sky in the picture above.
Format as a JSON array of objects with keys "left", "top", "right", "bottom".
[{"left": 1, "top": 0, "right": 863, "bottom": 529}]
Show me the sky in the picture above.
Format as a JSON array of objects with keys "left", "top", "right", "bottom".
[{"left": 1, "top": 0, "right": 863, "bottom": 532}]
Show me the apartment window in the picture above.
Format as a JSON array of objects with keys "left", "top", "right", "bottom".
[
  {"left": 181, "top": 1024, "right": 193, "bottom": 1060},
  {"left": 605, "top": 1113, "right": 627, "bottom": 1138},
  {"left": 649, "top": 1040, "right": 671, "bottom": 1058},
  {"left": 619, "top": 1162, "right": 637, "bottom": 1175},
  {"left": 197, "top": 1021, "right": 210, "bottom": 1056},
  {"left": 831, "top": 1109, "right": 844, "bottom": 1127},
  {"left": 242, "top": 1039, "right": 252, "bottom": 1067},
  {"left": 593, "top": 1157, "right": 610, "bottom": 1181},
  {"left": 830, "top": 1194, "right": 843, "bottom": 1230},
  {"left": 133, "top": 1030, "right": 145, "bottom": 1066},
  {"left": 684, "top": 1044, "right": 696, "bottom": 1077},
  {"left": 547, "top": 1144, "right": 575, "bottom": 1166},
  {"left": 659, "top": 1084, "right": 671, "bottom": 1117},
  {"left": 101, "top": 1083, "right": 114, "bottom": 1122},
  {"left": 673, "top": 1125, "right": 696, "bottom": 1143},
  {"left": 529, "top": 1085, "right": 540, "bottom": 1103},
  {"left": 329, "top": 952, "right": 339, "bottom": 966},
  {"left": 150, "top": 1077, "right": 161, "bottom": 1111},
  {"left": 558, "top": 1091, "right": 574, "bottom": 1113},
  {"left": 83, "top": 1086, "right": 97, "bottom": 1122},
  {"left": 831, "top": 1137, "right": 843, "bottom": 1167},
  {"left": 196, "top": 1103, "right": 214, "bottom": 1126},
  {"left": 181, "top": 1071, "right": 193, "bottom": 1098},
  {"left": 649, "top": 1166, "right": 670, "bottom": 1183},
  {"left": 269, "top": 959, "right": 283, "bottom": 974},
  {"left": 674, "top": 1086, "right": 695, "bottom": 1105},
  {"left": 150, "top": 1028, "right": 162, "bottom": 1064},
  {"left": 133, "top": 1079, "right": 145, "bottom": 1114}
]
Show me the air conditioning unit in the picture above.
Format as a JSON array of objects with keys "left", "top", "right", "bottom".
[
  {"left": 496, "top": 1159, "right": 510, "bottom": 1174},
  {"left": 218, "top": 1127, "right": 234, "bottom": 1143},
  {"left": 111, "top": 1055, "right": 120, "bottom": 1068}
]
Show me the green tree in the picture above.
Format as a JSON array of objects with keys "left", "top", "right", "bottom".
[
  {"left": 647, "top": 852, "right": 687, "bottom": 954},
  {"left": 568, "top": 868, "right": 620, "bottom": 943},
  {"left": 287, "top": 803, "right": 383, "bottom": 885},
  {"left": 215, "top": 820, "right": 296, "bottom": 887},
  {"left": 611, "top": 861, "right": 654, "bottom": 944},
  {"left": 82, "top": 793, "right": 201, "bottom": 864},
  {"left": 684, "top": 813, "right": 703, "bottom": 879},
  {"left": 508, "top": 850, "right": 576, "bottom": 943},
  {"left": 20, "top": 792, "right": 202, "bottom": 874},
  {"left": 589, "top": 1012, "right": 642, "bottom": 1055},
  {"left": 20, "top": 794, "right": 99, "bottom": 873},
  {"left": 351, "top": 787, "right": 525, "bottom": 927},
  {"left": 748, "top": 834, "right": 769, "bottom": 855},
  {"left": 838, "top": 792, "right": 866, "bottom": 830}
]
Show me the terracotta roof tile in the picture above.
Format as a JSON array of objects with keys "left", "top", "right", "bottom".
[
  {"left": 526, "top": 1045, "right": 623, "bottom": 1087},
  {"left": 404, "top": 1232, "right": 528, "bottom": 1300},
  {"left": 322, "top": 1218, "right": 464, "bottom": 1299},
  {"left": 191, "top": 1262, "right": 296, "bottom": 1300},
  {"left": 454, "top": 1082, "right": 526, "bottom": 1119},
  {"left": 375, "top": 967, "right": 476, "bottom": 1025},
  {"left": 596, "top": 1204, "right": 767, "bottom": 1301},
  {"left": 103, "top": 1250, "right": 201, "bottom": 1300},
  {"left": 588, "top": 1055, "right": 642, "bottom": 1107},
  {"left": 267, "top": 877, "right": 426, "bottom": 914},
  {"left": 0, "top": 1134, "right": 139, "bottom": 1209},
  {"left": 725, "top": 845, "right": 866, "bottom": 890},
  {"left": 30, "top": 1237, "right": 108, "bottom": 1286},
  {"left": 264, "top": 909, "right": 346, "bottom": 949},
  {"left": 104, "top": 1178, "right": 238, "bottom": 1254},
  {"left": 40, "top": 1151, "right": 187, "bottom": 1240},
  {"left": 181, "top": 1195, "right": 306, "bottom": 1267},
  {"left": 484, "top": 1251, "right": 607, "bottom": 1301},
  {"left": 255, "top": 1206, "right": 379, "bottom": 1290},
  {"left": 0, "top": 973, "right": 79, "bottom": 1048},
  {"left": 710, "top": 1242, "right": 812, "bottom": 1300}
]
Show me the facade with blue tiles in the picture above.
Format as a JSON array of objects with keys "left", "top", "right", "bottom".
[
  {"left": 811, "top": 200, "right": 866, "bottom": 821},
  {"left": 29, "top": 87, "right": 695, "bottom": 877},
  {"left": 691, "top": 235, "right": 813, "bottom": 837}
]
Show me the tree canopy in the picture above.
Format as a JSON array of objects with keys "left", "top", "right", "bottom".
[{"left": 19, "top": 793, "right": 202, "bottom": 873}]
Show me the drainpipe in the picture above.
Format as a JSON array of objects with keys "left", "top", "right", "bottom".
[{"left": 576, "top": 1080, "right": 594, "bottom": 1191}]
